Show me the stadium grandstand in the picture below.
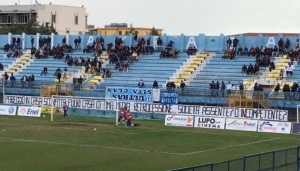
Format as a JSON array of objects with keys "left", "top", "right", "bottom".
[
  {"left": 0, "top": 32, "right": 300, "bottom": 117},
  {"left": 2, "top": 32, "right": 300, "bottom": 171}
]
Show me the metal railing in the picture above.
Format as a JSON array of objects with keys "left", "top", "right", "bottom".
[
  {"left": 2, "top": 81, "right": 300, "bottom": 102},
  {"left": 169, "top": 146, "right": 300, "bottom": 171}
]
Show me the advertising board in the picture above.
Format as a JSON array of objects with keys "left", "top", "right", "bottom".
[
  {"left": 0, "top": 105, "right": 17, "bottom": 116},
  {"left": 258, "top": 121, "right": 291, "bottom": 134},
  {"left": 17, "top": 106, "right": 41, "bottom": 117},
  {"left": 164, "top": 115, "right": 194, "bottom": 127},
  {"left": 225, "top": 119, "right": 258, "bottom": 132},
  {"left": 194, "top": 116, "right": 225, "bottom": 129}
]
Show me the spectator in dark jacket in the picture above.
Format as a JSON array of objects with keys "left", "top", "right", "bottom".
[
  {"left": 282, "top": 84, "right": 290, "bottom": 100},
  {"left": 274, "top": 83, "right": 280, "bottom": 96},
  {"left": 152, "top": 80, "right": 158, "bottom": 89},
  {"left": 291, "top": 82, "right": 299, "bottom": 100}
]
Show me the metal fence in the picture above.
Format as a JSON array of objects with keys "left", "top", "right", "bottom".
[{"left": 170, "top": 146, "right": 300, "bottom": 171}]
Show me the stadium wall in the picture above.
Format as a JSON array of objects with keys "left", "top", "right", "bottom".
[{"left": 2, "top": 33, "right": 300, "bottom": 52}]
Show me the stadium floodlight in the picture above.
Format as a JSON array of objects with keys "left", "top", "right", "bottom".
[{"left": 50, "top": 95, "right": 118, "bottom": 125}]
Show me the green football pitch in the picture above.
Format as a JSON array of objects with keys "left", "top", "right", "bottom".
[{"left": 0, "top": 114, "right": 299, "bottom": 171}]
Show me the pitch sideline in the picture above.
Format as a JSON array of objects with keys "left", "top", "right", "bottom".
[{"left": 0, "top": 137, "right": 288, "bottom": 156}]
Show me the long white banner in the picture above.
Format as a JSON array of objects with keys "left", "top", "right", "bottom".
[{"left": 4, "top": 95, "right": 288, "bottom": 121}]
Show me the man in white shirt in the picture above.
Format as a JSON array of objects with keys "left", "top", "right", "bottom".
[
  {"left": 226, "top": 81, "right": 232, "bottom": 95},
  {"left": 231, "top": 84, "right": 236, "bottom": 93},
  {"left": 286, "top": 64, "right": 293, "bottom": 76}
]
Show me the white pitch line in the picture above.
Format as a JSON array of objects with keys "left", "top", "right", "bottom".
[
  {"left": 182, "top": 138, "right": 279, "bottom": 155},
  {"left": 0, "top": 137, "right": 183, "bottom": 156}
]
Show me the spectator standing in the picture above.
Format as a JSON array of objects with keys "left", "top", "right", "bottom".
[
  {"left": 166, "top": 81, "right": 172, "bottom": 91},
  {"left": 286, "top": 64, "right": 293, "bottom": 76},
  {"left": 63, "top": 102, "right": 68, "bottom": 118},
  {"left": 291, "top": 82, "right": 299, "bottom": 100},
  {"left": 31, "top": 36, "right": 34, "bottom": 48},
  {"left": 285, "top": 38, "right": 290, "bottom": 49},
  {"left": 180, "top": 80, "right": 186, "bottom": 93},
  {"left": 63, "top": 67, "right": 68, "bottom": 80},
  {"left": 215, "top": 81, "right": 220, "bottom": 96},
  {"left": 12, "top": 37, "right": 16, "bottom": 45},
  {"left": 278, "top": 38, "right": 284, "bottom": 50},
  {"left": 78, "top": 76, "right": 83, "bottom": 91},
  {"left": 274, "top": 84, "right": 281, "bottom": 96},
  {"left": 17, "top": 36, "right": 21, "bottom": 48},
  {"left": 57, "top": 71, "right": 62, "bottom": 82},
  {"left": 210, "top": 81, "right": 216, "bottom": 96},
  {"left": 4, "top": 72, "right": 9, "bottom": 86},
  {"left": 10, "top": 73, "right": 15, "bottom": 87},
  {"left": 233, "top": 37, "right": 239, "bottom": 51},
  {"left": 231, "top": 84, "right": 236, "bottom": 93},
  {"left": 221, "top": 81, "right": 226, "bottom": 97},
  {"left": 239, "top": 83, "right": 244, "bottom": 94},
  {"left": 78, "top": 36, "right": 81, "bottom": 50},
  {"left": 73, "top": 77, "right": 78, "bottom": 91},
  {"left": 152, "top": 80, "right": 158, "bottom": 89},
  {"left": 226, "top": 38, "right": 232, "bottom": 49},
  {"left": 226, "top": 82, "right": 232, "bottom": 96},
  {"left": 62, "top": 37, "right": 66, "bottom": 45},
  {"left": 74, "top": 38, "right": 78, "bottom": 50},
  {"left": 53, "top": 67, "right": 61, "bottom": 76},
  {"left": 157, "top": 37, "right": 162, "bottom": 50},
  {"left": 282, "top": 84, "right": 290, "bottom": 100},
  {"left": 54, "top": 77, "right": 60, "bottom": 92},
  {"left": 21, "top": 75, "right": 27, "bottom": 87}
]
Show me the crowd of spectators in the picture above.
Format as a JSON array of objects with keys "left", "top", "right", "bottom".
[
  {"left": 208, "top": 81, "right": 245, "bottom": 97},
  {"left": 274, "top": 82, "right": 300, "bottom": 100},
  {"left": 2, "top": 71, "right": 35, "bottom": 88},
  {"left": 159, "top": 40, "right": 179, "bottom": 58}
]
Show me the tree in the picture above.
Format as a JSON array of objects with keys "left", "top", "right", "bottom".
[
  {"left": 0, "top": 15, "right": 57, "bottom": 35},
  {"left": 150, "top": 26, "right": 161, "bottom": 36}
]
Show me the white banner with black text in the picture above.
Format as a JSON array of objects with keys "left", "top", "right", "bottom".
[{"left": 4, "top": 95, "right": 288, "bottom": 121}]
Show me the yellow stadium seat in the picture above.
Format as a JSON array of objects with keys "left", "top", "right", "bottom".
[
  {"left": 181, "top": 70, "right": 192, "bottom": 75},
  {"left": 179, "top": 74, "right": 190, "bottom": 79},
  {"left": 174, "top": 78, "right": 184, "bottom": 82},
  {"left": 187, "top": 64, "right": 198, "bottom": 68},
  {"left": 190, "top": 60, "right": 202, "bottom": 65},
  {"left": 184, "top": 67, "right": 195, "bottom": 72}
]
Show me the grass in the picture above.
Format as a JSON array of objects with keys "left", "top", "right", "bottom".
[{"left": 0, "top": 114, "right": 299, "bottom": 171}]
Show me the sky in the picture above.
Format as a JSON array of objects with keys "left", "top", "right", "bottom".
[{"left": 2, "top": 0, "right": 300, "bottom": 36}]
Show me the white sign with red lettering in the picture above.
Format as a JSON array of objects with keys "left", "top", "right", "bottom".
[
  {"left": 17, "top": 106, "right": 41, "bottom": 117},
  {"left": 164, "top": 115, "right": 194, "bottom": 127},
  {"left": 225, "top": 119, "right": 258, "bottom": 132},
  {"left": 258, "top": 121, "right": 291, "bottom": 134}
]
